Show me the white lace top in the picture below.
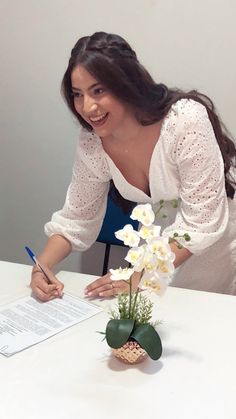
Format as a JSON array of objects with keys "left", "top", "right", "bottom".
[{"left": 45, "top": 99, "right": 236, "bottom": 294}]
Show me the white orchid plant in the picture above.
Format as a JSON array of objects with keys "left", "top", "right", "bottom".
[{"left": 105, "top": 203, "right": 190, "bottom": 360}]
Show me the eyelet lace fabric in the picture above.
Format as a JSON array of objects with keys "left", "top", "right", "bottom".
[
  {"left": 45, "top": 131, "right": 111, "bottom": 251},
  {"left": 45, "top": 99, "right": 236, "bottom": 294},
  {"left": 159, "top": 99, "right": 229, "bottom": 252}
]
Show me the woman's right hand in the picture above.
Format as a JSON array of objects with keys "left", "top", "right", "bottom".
[
  {"left": 84, "top": 271, "right": 142, "bottom": 298},
  {"left": 30, "top": 267, "right": 64, "bottom": 302}
]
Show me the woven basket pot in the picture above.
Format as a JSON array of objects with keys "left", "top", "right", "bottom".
[{"left": 112, "top": 340, "right": 148, "bottom": 364}]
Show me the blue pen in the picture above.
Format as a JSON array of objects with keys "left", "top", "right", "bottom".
[{"left": 25, "top": 246, "right": 52, "bottom": 284}]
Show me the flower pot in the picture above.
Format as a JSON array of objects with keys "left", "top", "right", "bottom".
[{"left": 112, "top": 340, "right": 148, "bottom": 364}]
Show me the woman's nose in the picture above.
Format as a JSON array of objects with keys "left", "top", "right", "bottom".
[{"left": 83, "top": 95, "right": 97, "bottom": 114}]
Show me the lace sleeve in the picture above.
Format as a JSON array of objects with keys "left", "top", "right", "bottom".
[
  {"left": 163, "top": 100, "right": 229, "bottom": 254},
  {"left": 44, "top": 130, "right": 111, "bottom": 251}
]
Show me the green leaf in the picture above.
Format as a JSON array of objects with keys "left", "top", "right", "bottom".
[
  {"left": 106, "top": 319, "right": 135, "bottom": 349},
  {"left": 131, "top": 324, "right": 162, "bottom": 360}
]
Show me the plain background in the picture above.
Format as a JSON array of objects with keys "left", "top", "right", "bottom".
[{"left": 1, "top": 0, "right": 236, "bottom": 276}]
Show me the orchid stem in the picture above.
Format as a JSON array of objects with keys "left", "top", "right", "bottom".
[
  {"left": 128, "top": 276, "right": 132, "bottom": 318},
  {"left": 131, "top": 288, "right": 139, "bottom": 320},
  {"left": 131, "top": 270, "right": 144, "bottom": 319}
]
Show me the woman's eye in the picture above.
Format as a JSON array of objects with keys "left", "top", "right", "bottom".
[
  {"left": 72, "top": 91, "right": 82, "bottom": 98},
  {"left": 94, "top": 87, "right": 105, "bottom": 95}
]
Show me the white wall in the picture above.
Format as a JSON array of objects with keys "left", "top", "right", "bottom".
[{"left": 1, "top": 0, "right": 235, "bottom": 275}]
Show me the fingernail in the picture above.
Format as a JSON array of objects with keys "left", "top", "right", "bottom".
[
  {"left": 99, "top": 293, "right": 103, "bottom": 297},
  {"left": 87, "top": 292, "right": 92, "bottom": 297}
]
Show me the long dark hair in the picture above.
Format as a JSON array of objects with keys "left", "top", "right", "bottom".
[{"left": 62, "top": 31, "right": 236, "bottom": 201}]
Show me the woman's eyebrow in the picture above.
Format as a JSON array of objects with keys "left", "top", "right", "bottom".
[
  {"left": 71, "top": 87, "right": 81, "bottom": 92},
  {"left": 71, "top": 83, "right": 101, "bottom": 92}
]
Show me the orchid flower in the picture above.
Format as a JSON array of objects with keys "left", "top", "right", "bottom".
[
  {"left": 130, "top": 203, "right": 155, "bottom": 226},
  {"left": 115, "top": 224, "right": 140, "bottom": 247},
  {"left": 139, "top": 224, "right": 161, "bottom": 240},
  {"left": 147, "top": 236, "right": 175, "bottom": 262},
  {"left": 140, "top": 271, "right": 171, "bottom": 296},
  {"left": 125, "top": 245, "right": 146, "bottom": 271},
  {"left": 110, "top": 267, "right": 134, "bottom": 281}
]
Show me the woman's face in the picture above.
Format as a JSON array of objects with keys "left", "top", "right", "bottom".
[{"left": 71, "top": 65, "right": 134, "bottom": 138}]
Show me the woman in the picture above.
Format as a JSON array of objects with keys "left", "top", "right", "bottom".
[{"left": 30, "top": 31, "right": 236, "bottom": 300}]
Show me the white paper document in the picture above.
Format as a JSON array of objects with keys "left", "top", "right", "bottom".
[{"left": 0, "top": 293, "right": 103, "bottom": 356}]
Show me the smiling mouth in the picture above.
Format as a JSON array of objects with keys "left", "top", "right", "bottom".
[{"left": 89, "top": 113, "right": 108, "bottom": 127}]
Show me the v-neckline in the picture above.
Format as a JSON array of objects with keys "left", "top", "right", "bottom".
[{"left": 97, "top": 115, "right": 168, "bottom": 199}]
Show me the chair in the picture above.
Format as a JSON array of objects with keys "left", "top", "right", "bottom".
[{"left": 96, "top": 196, "right": 139, "bottom": 276}]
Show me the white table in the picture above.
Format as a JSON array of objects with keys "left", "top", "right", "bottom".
[{"left": 0, "top": 261, "right": 235, "bottom": 419}]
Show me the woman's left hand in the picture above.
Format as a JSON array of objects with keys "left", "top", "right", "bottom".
[{"left": 84, "top": 271, "right": 141, "bottom": 298}]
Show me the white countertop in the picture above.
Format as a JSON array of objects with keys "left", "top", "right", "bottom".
[{"left": 0, "top": 260, "right": 235, "bottom": 419}]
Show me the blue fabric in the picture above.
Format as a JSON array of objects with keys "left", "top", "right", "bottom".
[{"left": 97, "top": 197, "right": 139, "bottom": 246}]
